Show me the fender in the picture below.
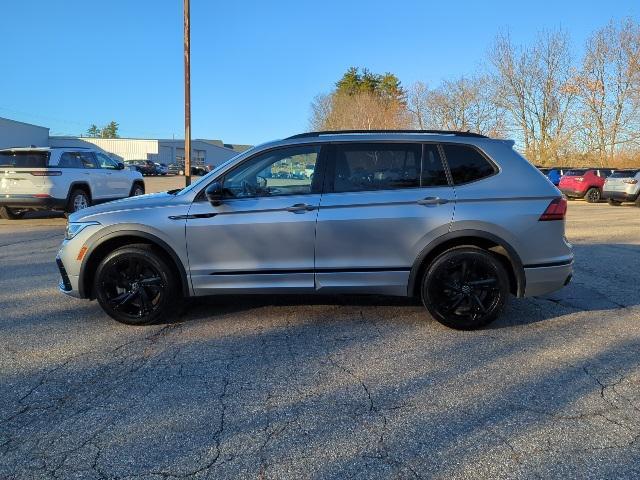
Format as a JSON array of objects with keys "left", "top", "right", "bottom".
[
  {"left": 66, "top": 181, "right": 92, "bottom": 203},
  {"left": 407, "top": 229, "right": 526, "bottom": 298},
  {"left": 78, "top": 229, "right": 190, "bottom": 298}
]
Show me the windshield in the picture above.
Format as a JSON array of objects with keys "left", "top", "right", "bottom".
[
  {"left": 176, "top": 148, "right": 256, "bottom": 195},
  {"left": 610, "top": 170, "right": 640, "bottom": 178},
  {"left": 0, "top": 151, "right": 50, "bottom": 168}
]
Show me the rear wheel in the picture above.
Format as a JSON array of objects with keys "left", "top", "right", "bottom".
[
  {"left": 0, "top": 207, "right": 26, "bottom": 220},
  {"left": 585, "top": 187, "right": 601, "bottom": 203},
  {"left": 94, "top": 244, "right": 178, "bottom": 325},
  {"left": 421, "top": 247, "right": 509, "bottom": 330},
  {"left": 66, "top": 189, "right": 91, "bottom": 214},
  {"left": 608, "top": 199, "right": 622, "bottom": 206}
]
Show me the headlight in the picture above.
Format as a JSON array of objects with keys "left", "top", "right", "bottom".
[{"left": 65, "top": 221, "right": 100, "bottom": 240}]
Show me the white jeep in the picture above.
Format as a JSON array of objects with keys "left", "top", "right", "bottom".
[{"left": 0, "top": 147, "right": 145, "bottom": 219}]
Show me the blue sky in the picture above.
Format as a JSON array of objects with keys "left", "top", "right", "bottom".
[{"left": 1, "top": 0, "right": 638, "bottom": 145}]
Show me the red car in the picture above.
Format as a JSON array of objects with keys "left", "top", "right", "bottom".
[{"left": 558, "top": 168, "right": 612, "bottom": 203}]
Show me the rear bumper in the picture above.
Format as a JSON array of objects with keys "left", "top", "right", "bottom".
[
  {"left": 0, "top": 194, "right": 66, "bottom": 210},
  {"left": 559, "top": 188, "right": 586, "bottom": 198},
  {"left": 523, "top": 261, "right": 573, "bottom": 297},
  {"left": 602, "top": 191, "right": 638, "bottom": 202}
]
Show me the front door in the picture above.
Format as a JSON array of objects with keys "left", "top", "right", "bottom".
[
  {"left": 96, "top": 152, "right": 130, "bottom": 197},
  {"left": 186, "top": 144, "right": 324, "bottom": 294},
  {"left": 315, "top": 142, "right": 455, "bottom": 295}
]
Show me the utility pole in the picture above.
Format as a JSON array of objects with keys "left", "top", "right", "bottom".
[{"left": 183, "top": 0, "right": 191, "bottom": 186}]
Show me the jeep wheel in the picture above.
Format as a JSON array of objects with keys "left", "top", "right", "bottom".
[
  {"left": 94, "top": 244, "right": 178, "bottom": 325},
  {"left": 130, "top": 183, "right": 145, "bottom": 197},
  {"left": 585, "top": 188, "right": 601, "bottom": 203},
  {"left": 67, "top": 189, "right": 91, "bottom": 213},
  {"left": 421, "top": 247, "right": 509, "bottom": 330},
  {"left": 0, "top": 207, "right": 26, "bottom": 220}
]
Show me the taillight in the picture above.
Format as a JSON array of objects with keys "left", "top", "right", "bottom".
[
  {"left": 539, "top": 197, "right": 567, "bottom": 221},
  {"left": 623, "top": 179, "right": 638, "bottom": 184},
  {"left": 29, "top": 171, "right": 62, "bottom": 176}
]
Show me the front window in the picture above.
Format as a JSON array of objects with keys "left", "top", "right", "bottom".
[
  {"left": 222, "top": 145, "right": 320, "bottom": 198},
  {"left": 97, "top": 153, "right": 120, "bottom": 169}
]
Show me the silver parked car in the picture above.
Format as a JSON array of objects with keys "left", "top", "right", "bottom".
[
  {"left": 56, "top": 130, "right": 573, "bottom": 329},
  {"left": 602, "top": 169, "right": 640, "bottom": 206}
]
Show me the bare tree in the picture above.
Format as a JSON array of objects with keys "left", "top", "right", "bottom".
[
  {"left": 423, "top": 76, "right": 504, "bottom": 136},
  {"left": 575, "top": 19, "right": 640, "bottom": 164},
  {"left": 491, "top": 30, "right": 577, "bottom": 164},
  {"left": 407, "top": 81, "right": 430, "bottom": 129}
]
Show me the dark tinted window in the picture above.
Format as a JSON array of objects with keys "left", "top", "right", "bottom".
[
  {"left": 332, "top": 143, "right": 447, "bottom": 192},
  {"left": 565, "top": 169, "right": 587, "bottom": 176},
  {"left": 58, "top": 152, "right": 84, "bottom": 168},
  {"left": 442, "top": 144, "right": 496, "bottom": 184},
  {"left": 610, "top": 170, "right": 640, "bottom": 178},
  {"left": 0, "top": 151, "right": 49, "bottom": 168}
]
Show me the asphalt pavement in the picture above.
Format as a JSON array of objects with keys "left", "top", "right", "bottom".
[{"left": 1, "top": 184, "right": 639, "bottom": 479}]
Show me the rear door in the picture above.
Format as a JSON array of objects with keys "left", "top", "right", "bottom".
[
  {"left": 0, "top": 150, "right": 50, "bottom": 196},
  {"left": 314, "top": 142, "right": 455, "bottom": 295}
]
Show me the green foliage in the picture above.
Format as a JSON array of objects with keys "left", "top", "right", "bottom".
[
  {"left": 335, "top": 67, "right": 405, "bottom": 103},
  {"left": 86, "top": 121, "right": 119, "bottom": 138}
]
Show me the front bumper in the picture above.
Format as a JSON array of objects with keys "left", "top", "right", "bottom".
[
  {"left": 523, "top": 261, "right": 573, "bottom": 297},
  {"left": 559, "top": 188, "right": 586, "bottom": 198},
  {"left": 1, "top": 194, "right": 67, "bottom": 210},
  {"left": 602, "top": 190, "right": 639, "bottom": 202}
]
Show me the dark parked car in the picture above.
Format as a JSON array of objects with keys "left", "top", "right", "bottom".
[{"left": 124, "top": 159, "right": 157, "bottom": 176}]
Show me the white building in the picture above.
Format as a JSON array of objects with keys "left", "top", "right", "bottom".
[
  {"left": 0, "top": 117, "right": 49, "bottom": 149},
  {"left": 49, "top": 136, "right": 239, "bottom": 168}
]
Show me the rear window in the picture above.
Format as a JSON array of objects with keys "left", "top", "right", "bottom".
[
  {"left": 564, "top": 169, "right": 587, "bottom": 176},
  {"left": 0, "top": 151, "right": 50, "bottom": 168},
  {"left": 441, "top": 144, "right": 496, "bottom": 185},
  {"left": 610, "top": 170, "right": 640, "bottom": 178}
]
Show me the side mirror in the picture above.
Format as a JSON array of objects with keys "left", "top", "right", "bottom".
[
  {"left": 205, "top": 181, "right": 224, "bottom": 206},
  {"left": 117, "top": 162, "right": 125, "bottom": 170}
]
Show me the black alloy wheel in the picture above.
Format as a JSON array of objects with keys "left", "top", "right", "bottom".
[
  {"left": 585, "top": 187, "right": 601, "bottom": 203},
  {"left": 94, "top": 245, "right": 178, "bottom": 325},
  {"left": 422, "top": 247, "right": 509, "bottom": 330}
]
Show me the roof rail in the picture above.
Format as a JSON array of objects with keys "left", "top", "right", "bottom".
[{"left": 287, "top": 129, "right": 489, "bottom": 139}]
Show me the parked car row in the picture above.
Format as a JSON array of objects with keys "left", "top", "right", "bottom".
[
  {"left": 166, "top": 163, "right": 209, "bottom": 176},
  {"left": 124, "top": 159, "right": 169, "bottom": 176},
  {"left": 537, "top": 166, "right": 640, "bottom": 206}
]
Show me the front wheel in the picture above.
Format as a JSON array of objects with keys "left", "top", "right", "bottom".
[
  {"left": 94, "top": 244, "right": 179, "bottom": 325},
  {"left": 585, "top": 188, "right": 601, "bottom": 203},
  {"left": 0, "top": 207, "right": 26, "bottom": 220},
  {"left": 421, "top": 247, "right": 509, "bottom": 330},
  {"left": 130, "top": 183, "right": 145, "bottom": 197},
  {"left": 66, "top": 189, "right": 91, "bottom": 213}
]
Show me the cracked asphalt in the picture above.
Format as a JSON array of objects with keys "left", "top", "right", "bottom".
[{"left": 1, "top": 192, "right": 639, "bottom": 479}]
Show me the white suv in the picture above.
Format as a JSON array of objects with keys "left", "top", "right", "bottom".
[{"left": 0, "top": 147, "right": 145, "bottom": 219}]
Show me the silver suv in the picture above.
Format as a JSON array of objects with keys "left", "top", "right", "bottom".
[{"left": 56, "top": 131, "right": 574, "bottom": 329}]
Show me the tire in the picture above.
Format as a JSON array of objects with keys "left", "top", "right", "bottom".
[
  {"left": 66, "top": 189, "right": 91, "bottom": 214},
  {"left": 585, "top": 187, "right": 601, "bottom": 203},
  {"left": 608, "top": 199, "right": 622, "bottom": 206},
  {"left": 421, "top": 247, "right": 509, "bottom": 330},
  {"left": 130, "top": 183, "right": 145, "bottom": 197},
  {"left": 94, "top": 244, "right": 179, "bottom": 325},
  {"left": 0, "top": 207, "right": 25, "bottom": 220}
]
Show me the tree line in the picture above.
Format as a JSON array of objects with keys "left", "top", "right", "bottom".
[
  {"left": 310, "top": 18, "right": 640, "bottom": 167},
  {"left": 85, "top": 121, "right": 120, "bottom": 139}
]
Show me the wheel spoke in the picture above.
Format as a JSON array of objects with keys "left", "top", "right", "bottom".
[
  {"left": 467, "top": 278, "right": 497, "bottom": 287},
  {"left": 140, "top": 276, "right": 162, "bottom": 286},
  {"left": 138, "top": 287, "right": 152, "bottom": 314},
  {"left": 109, "top": 291, "right": 137, "bottom": 309},
  {"left": 471, "top": 293, "right": 487, "bottom": 314},
  {"left": 442, "top": 294, "right": 465, "bottom": 313}
]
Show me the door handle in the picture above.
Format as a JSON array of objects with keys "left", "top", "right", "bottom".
[
  {"left": 417, "top": 197, "right": 449, "bottom": 206},
  {"left": 286, "top": 203, "right": 315, "bottom": 213}
]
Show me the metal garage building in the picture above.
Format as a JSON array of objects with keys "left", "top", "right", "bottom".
[
  {"left": 0, "top": 117, "right": 49, "bottom": 149},
  {"left": 49, "top": 136, "right": 239, "bottom": 168}
]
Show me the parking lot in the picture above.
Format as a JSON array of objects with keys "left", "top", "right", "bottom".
[{"left": 1, "top": 178, "right": 639, "bottom": 479}]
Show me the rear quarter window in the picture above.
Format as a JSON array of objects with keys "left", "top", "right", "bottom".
[{"left": 441, "top": 144, "right": 496, "bottom": 185}]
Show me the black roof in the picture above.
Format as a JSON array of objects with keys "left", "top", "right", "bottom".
[{"left": 287, "top": 129, "right": 488, "bottom": 139}]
